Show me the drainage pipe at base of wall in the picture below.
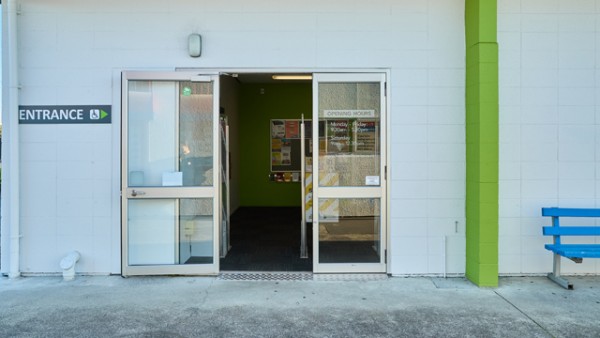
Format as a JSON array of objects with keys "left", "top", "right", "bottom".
[{"left": 1, "top": 0, "right": 21, "bottom": 278}]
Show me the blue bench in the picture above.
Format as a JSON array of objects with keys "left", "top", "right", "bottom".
[{"left": 542, "top": 207, "right": 600, "bottom": 289}]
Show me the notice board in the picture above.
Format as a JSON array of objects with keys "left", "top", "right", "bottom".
[{"left": 270, "top": 119, "right": 312, "bottom": 172}]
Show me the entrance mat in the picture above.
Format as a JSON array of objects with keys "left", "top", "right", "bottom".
[
  {"left": 218, "top": 272, "right": 313, "bottom": 281},
  {"left": 220, "top": 207, "right": 313, "bottom": 272}
]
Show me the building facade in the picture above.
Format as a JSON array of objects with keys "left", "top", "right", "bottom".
[{"left": 2, "top": 0, "right": 600, "bottom": 286}]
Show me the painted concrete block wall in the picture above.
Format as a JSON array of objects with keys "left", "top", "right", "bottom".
[
  {"left": 498, "top": 0, "right": 600, "bottom": 274},
  {"left": 19, "top": 125, "right": 115, "bottom": 274},
  {"left": 389, "top": 1, "right": 466, "bottom": 275},
  {"left": 14, "top": 0, "right": 466, "bottom": 275}
]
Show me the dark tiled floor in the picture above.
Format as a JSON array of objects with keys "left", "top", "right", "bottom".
[{"left": 220, "top": 207, "right": 313, "bottom": 271}]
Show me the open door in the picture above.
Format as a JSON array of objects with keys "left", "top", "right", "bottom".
[
  {"left": 121, "top": 72, "right": 221, "bottom": 276},
  {"left": 312, "top": 73, "right": 387, "bottom": 273}
]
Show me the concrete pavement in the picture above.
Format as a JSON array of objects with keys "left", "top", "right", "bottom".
[{"left": 1, "top": 275, "right": 599, "bottom": 337}]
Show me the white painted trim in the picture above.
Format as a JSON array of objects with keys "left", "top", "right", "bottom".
[
  {"left": 385, "top": 70, "right": 392, "bottom": 274},
  {"left": 212, "top": 75, "right": 222, "bottom": 271},
  {"left": 111, "top": 69, "right": 123, "bottom": 274},
  {"left": 177, "top": 68, "right": 390, "bottom": 76}
]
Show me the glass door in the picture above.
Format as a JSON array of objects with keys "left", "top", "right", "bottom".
[
  {"left": 312, "top": 73, "right": 387, "bottom": 273},
  {"left": 121, "top": 72, "right": 220, "bottom": 276}
]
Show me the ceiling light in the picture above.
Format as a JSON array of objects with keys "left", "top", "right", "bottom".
[{"left": 272, "top": 75, "right": 313, "bottom": 80}]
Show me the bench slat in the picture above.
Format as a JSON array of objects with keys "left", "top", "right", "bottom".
[
  {"left": 542, "top": 207, "right": 600, "bottom": 218},
  {"left": 543, "top": 226, "right": 600, "bottom": 236},
  {"left": 545, "top": 244, "right": 600, "bottom": 258}
]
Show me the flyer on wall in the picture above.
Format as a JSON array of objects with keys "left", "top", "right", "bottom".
[
  {"left": 285, "top": 120, "right": 300, "bottom": 138},
  {"left": 271, "top": 120, "right": 285, "bottom": 138}
]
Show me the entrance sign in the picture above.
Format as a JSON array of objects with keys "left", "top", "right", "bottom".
[
  {"left": 323, "top": 109, "right": 375, "bottom": 118},
  {"left": 19, "top": 105, "right": 112, "bottom": 124}
]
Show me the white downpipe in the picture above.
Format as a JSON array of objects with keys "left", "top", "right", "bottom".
[{"left": 1, "top": 0, "right": 21, "bottom": 278}]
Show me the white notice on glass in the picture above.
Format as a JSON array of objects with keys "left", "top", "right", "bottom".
[
  {"left": 366, "top": 176, "right": 380, "bottom": 186},
  {"left": 162, "top": 172, "right": 183, "bottom": 186}
]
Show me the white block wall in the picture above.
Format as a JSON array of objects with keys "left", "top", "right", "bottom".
[
  {"left": 499, "top": 0, "right": 600, "bottom": 274},
  {"left": 10, "top": 0, "right": 466, "bottom": 275}
]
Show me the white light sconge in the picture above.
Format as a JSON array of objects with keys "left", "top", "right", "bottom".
[{"left": 188, "top": 34, "right": 202, "bottom": 57}]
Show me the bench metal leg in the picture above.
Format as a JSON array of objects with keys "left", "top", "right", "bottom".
[{"left": 548, "top": 253, "right": 573, "bottom": 290}]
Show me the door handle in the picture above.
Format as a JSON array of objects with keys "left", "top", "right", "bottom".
[{"left": 131, "top": 190, "right": 146, "bottom": 197}]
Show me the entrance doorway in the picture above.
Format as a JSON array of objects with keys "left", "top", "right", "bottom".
[
  {"left": 219, "top": 73, "right": 313, "bottom": 271},
  {"left": 121, "top": 71, "right": 388, "bottom": 275}
]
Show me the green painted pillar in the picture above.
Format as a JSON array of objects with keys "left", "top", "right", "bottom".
[{"left": 465, "top": 0, "right": 499, "bottom": 287}]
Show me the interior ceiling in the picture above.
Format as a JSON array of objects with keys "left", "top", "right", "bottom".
[{"left": 230, "top": 73, "right": 311, "bottom": 84}]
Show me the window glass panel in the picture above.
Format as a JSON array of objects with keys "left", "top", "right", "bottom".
[
  {"left": 128, "top": 198, "right": 213, "bottom": 265},
  {"left": 318, "top": 198, "right": 381, "bottom": 263},
  {"left": 128, "top": 81, "right": 177, "bottom": 187},
  {"left": 179, "top": 81, "right": 214, "bottom": 186},
  {"left": 127, "top": 80, "right": 214, "bottom": 187},
  {"left": 318, "top": 82, "right": 381, "bottom": 187}
]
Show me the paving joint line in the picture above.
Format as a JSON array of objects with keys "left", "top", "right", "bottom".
[
  {"left": 494, "top": 290, "right": 556, "bottom": 338},
  {"left": 199, "top": 277, "right": 215, "bottom": 306}
]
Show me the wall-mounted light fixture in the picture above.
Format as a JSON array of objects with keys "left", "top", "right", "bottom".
[
  {"left": 272, "top": 74, "right": 313, "bottom": 80},
  {"left": 188, "top": 34, "right": 202, "bottom": 57}
]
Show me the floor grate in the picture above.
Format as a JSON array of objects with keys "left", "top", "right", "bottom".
[
  {"left": 217, "top": 272, "right": 389, "bottom": 281},
  {"left": 218, "top": 272, "right": 313, "bottom": 281}
]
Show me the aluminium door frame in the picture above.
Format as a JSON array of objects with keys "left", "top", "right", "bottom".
[
  {"left": 120, "top": 68, "right": 392, "bottom": 274},
  {"left": 121, "top": 71, "right": 221, "bottom": 276},
  {"left": 311, "top": 72, "right": 388, "bottom": 273}
]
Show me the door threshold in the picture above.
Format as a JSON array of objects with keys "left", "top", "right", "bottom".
[
  {"left": 218, "top": 271, "right": 313, "bottom": 281},
  {"left": 217, "top": 271, "right": 388, "bottom": 281}
]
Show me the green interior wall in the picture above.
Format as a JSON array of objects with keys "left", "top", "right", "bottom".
[
  {"left": 239, "top": 83, "right": 312, "bottom": 206},
  {"left": 465, "top": 0, "right": 499, "bottom": 287}
]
